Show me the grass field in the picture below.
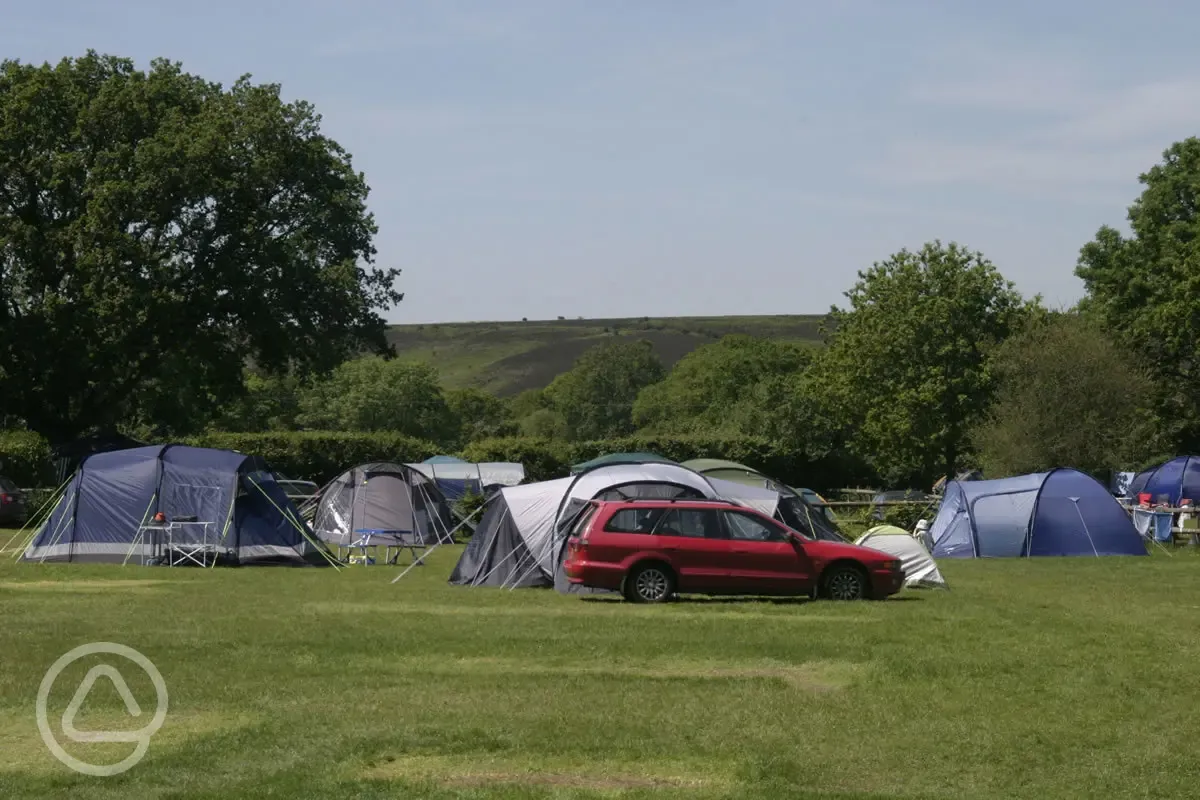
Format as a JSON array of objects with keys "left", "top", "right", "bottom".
[
  {"left": 2, "top": 540, "right": 1199, "bottom": 799},
  {"left": 386, "top": 315, "right": 826, "bottom": 395}
]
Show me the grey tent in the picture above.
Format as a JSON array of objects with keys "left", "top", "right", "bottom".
[
  {"left": 312, "top": 462, "right": 458, "bottom": 550},
  {"left": 448, "top": 462, "right": 783, "bottom": 592}
]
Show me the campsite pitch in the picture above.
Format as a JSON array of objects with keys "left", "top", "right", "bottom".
[{"left": 1, "top": 544, "right": 1200, "bottom": 798}]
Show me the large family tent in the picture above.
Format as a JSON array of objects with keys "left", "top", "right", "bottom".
[
  {"left": 449, "top": 462, "right": 781, "bottom": 590},
  {"left": 404, "top": 456, "right": 525, "bottom": 502},
  {"left": 23, "top": 445, "right": 329, "bottom": 565},
  {"left": 311, "top": 462, "right": 458, "bottom": 549},
  {"left": 1128, "top": 456, "right": 1200, "bottom": 506},
  {"left": 929, "top": 468, "right": 1146, "bottom": 558},
  {"left": 569, "top": 452, "right": 676, "bottom": 474},
  {"left": 856, "top": 525, "right": 947, "bottom": 588},
  {"left": 682, "top": 458, "right": 843, "bottom": 539}
]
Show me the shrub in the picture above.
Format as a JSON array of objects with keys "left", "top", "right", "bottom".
[{"left": 0, "top": 430, "right": 53, "bottom": 486}]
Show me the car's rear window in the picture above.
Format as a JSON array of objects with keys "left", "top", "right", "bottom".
[
  {"left": 0, "top": 477, "right": 17, "bottom": 491},
  {"left": 605, "top": 507, "right": 665, "bottom": 534}
]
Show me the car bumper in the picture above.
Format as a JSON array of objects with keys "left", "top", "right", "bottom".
[
  {"left": 871, "top": 569, "right": 905, "bottom": 598},
  {"left": 563, "top": 560, "right": 624, "bottom": 591}
]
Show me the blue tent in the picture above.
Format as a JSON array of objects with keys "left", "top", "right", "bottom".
[
  {"left": 1128, "top": 456, "right": 1200, "bottom": 505},
  {"left": 24, "top": 445, "right": 331, "bottom": 566},
  {"left": 930, "top": 468, "right": 1145, "bottom": 558}
]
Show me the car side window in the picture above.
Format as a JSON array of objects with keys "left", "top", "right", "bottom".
[
  {"left": 722, "top": 511, "right": 788, "bottom": 542},
  {"left": 651, "top": 509, "right": 720, "bottom": 538},
  {"left": 605, "top": 508, "right": 665, "bottom": 534}
]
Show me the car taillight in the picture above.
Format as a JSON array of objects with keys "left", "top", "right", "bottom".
[{"left": 0, "top": 493, "right": 10, "bottom": 504}]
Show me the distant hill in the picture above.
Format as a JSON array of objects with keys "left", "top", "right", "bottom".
[{"left": 386, "top": 315, "right": 827, "bottom": 396}]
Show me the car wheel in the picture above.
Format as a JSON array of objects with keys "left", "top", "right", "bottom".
[
  {"left": 624, "top": 563, "right": 675, "bottom": 604},
  {"left": 822, "top": 564, "right": 867, "bottom": 601}
]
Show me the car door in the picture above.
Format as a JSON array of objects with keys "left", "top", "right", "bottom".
[
  {"left": 649, "top": 508, "right": 732, "bottom": 592},
  {"left": 718, "top": 510, "right": 814, "bottom": 594}
]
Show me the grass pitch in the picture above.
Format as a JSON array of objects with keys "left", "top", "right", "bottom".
[{"left": 1, "top": 541, "right": 1198, "bottom": 798}]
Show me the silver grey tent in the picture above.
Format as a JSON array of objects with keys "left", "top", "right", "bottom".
[
  {"left": 448, "top": 462, "right": 782, "bottom": 592},
  {"left": 312, "top": 462, "right": 458, "bottom": 550}
]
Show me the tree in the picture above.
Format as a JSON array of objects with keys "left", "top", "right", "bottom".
[
  {"left": 970, "top": 313, "right": 1163, "bottom": 477},
  {"left": 445, "top": 388, "right": 517, "bottom": 446},
  {"left": 817, "top": 241, "right": 1033, "bottom": 486},
  {"left": 1076, "top": 137, "right": 1200, "bottom": 451},
  {"left": 209, "top": 371, "right": 306, "bottom": 432},
  {"left": 297, "top": 357, "right": 456, "bottom": 443},
  {"left": 543, "top": 340, "right": 665, "bottom": 440},
  {"left": 632, "top": 335, "right": 812, "bottom": 435},
  {"left": 0, "top": 52, "right": 402, "bottom": 441}
]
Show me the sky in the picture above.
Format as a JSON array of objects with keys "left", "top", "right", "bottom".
[{"left": 4, "top": 0, "right": 1198, "bottom": 323}]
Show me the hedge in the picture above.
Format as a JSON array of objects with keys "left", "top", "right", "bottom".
[
  {"left": 0, "top": 430, "right": 53, "bottom": 486},
  {"left": 3, "top": 429, "right": 876, "bottom": 492},
  {"left": 184, "top": 431, "right": 442, "bottom": 484},
  {"left": 461, "top": 435, "right": 873, "bottom": 491}
]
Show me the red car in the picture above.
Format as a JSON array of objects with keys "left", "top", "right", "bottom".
[{"left": 562, "top": 498, "right": 905, "bottom": 603}]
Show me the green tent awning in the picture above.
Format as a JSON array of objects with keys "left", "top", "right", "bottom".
[{"left": 569, "top": 452, "right": 676, "bottom": 474}]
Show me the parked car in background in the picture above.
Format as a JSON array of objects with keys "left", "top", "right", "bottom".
[
  {"left": 0, "top": 476, "right": 29, "bottom": 526},
  {"left": 563, "top": 498, "right": 905, "bottom": 603}
]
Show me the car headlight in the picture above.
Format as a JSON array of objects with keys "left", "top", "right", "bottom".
[{"left": 884, "top": 560, "right": 902, "bottom": 571}]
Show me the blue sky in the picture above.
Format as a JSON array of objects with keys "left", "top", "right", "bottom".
[{"left": 4, "top": 0, "right": 1197, "bottom": 323}]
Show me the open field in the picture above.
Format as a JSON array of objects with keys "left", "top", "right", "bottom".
[
  {"left": 386, "top": 315, "right": 826, "bottom": 395},
  {"left": 1, "top": 542, "right": 1199, "bottom": 798}
]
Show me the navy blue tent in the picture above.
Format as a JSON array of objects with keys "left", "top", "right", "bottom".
[
  {"left": 1128, "top": 456, "right": 1200, "bottom": 505},
  {"left": 24, "top": 445, "right": 331, "bottom": 566},
  {"left": 930, "top": 468, "right": 1145, "bottom": 558}
]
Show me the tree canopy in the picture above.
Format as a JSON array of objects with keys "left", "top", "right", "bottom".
[
  {"left": 970, "top": 313, "right": 1160, "bottom": 478},
  {"left": 543, "top": 339, "right": 666, "bottom": 440},
  {"left": 297, "top": 357, "right": 456, "bottom": 443},
  {"left": 816, "top": 241, "right": 1033, "bottom": 485},
  {"left": 0, "top": 52, "right": 402, "bottom": 440},
  {"left": 1077, "top": 137, "right": 1200, "bottom": 451},
  {"left": 632, "top": 334, "right": 812, "bottom": 436}
]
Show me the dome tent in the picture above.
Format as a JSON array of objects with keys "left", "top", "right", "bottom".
[
  {"left": 23, "top": 445, "right": 331, "bottom": 566},
  {"left": 856, "top": 525, "right": 947, "bottom": 588},
  {"left": 929, "top": 468, "right": 1145, "bottom": 558},
  {"left": 312, "top": 462, "right": 458, "bottom": 550},
  {"left": 1128, "top": 456, "right": 1200, "bottom": 506},
  {"left": 569, "top": 452, "right": 676, "bottom": 474},
  {"left": 448, "top": 462, "right": 781, "bottom": 590}
]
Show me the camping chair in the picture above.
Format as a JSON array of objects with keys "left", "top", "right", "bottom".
[{"left": 164, "top": 517, "right": 218, "bottom": 567}]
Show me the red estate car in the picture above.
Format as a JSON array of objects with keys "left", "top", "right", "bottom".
[{"left": 563, "top": 498, "right": 904, "bottom": 603}]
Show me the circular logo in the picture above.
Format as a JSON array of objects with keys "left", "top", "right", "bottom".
[{"left": 36, "top": 642, "right": 168, "bottom": 776}]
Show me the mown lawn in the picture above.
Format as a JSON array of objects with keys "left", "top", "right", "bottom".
[{"left": 1, "top": 540, "right": 1199, "bottom": 798}]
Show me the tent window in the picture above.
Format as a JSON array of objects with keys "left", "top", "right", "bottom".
[{"left": 606, "top": 508, "right": 665, "bottom": 534}]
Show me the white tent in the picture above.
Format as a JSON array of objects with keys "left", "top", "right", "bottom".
[
  {"left": 855, "top": 525, "right": 948, "bottom": 589},
  {"left": 448, "top": 462, "right": 782, "bottom": 589}
]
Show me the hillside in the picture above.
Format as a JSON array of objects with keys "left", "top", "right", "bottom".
[{"left": 386, "top": 315, "right": 827, "bottom": 396}]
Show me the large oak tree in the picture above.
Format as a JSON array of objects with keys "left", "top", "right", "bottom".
[{"left": 0, "top": 52, "right": 402, "bottom": 440}]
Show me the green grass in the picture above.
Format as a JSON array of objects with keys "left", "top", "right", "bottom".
[
  {"left": 2, "top": 539, "right": 1200, "bottom": 798},
  {"left": 386, "top": 315, "right": 826, "bottom": 395}
]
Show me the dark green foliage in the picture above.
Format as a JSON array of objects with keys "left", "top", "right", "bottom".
[
  {"left": 184, "top": 431, "right": 440, "bottom": 483},
  {"left": 461, "top": 435, "right": 870, "bottom": 490},
  {"left": 0, "top": 429, "right": 53, "bottom": 485},
  {"left": 1077, "top": 137, "right": 1200, "bottom": 452},
  {"left": 542, "top": 339, "right": 666, "bottom": 440},
  {"left": 970, "top": 312, "right": 1162, "bottom": 476},
  {"left": 0, "top": 52, "right": 401, "bottom": 440}
]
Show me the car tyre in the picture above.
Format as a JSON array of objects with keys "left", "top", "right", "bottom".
[
  {"left": 624, "top": 562, "right": 675, "bottom": 604},
  {"left": 821, "top": 564, "right": 868, "bottom": 601}
]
